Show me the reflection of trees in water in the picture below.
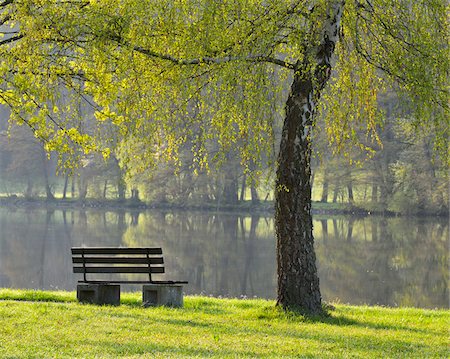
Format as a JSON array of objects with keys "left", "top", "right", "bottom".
[
  {"left": 240, "top": 216, "right": 260, "bottom": 295},
  {"left": 37, "top": 210, "right": 51, "bottom": 288},
  {"left": 0, "top": 209, "right": 73, "bottom": 290},
  {"left": 320, "top": 220, "right": 328, "bottom": 241},
  {"left": 121, "top": 212, "right": 276, "bottom": 298},
  {"left": 0, "top": 209, "right": 49, "bottom": 288},
  {"left": 0, "top": 209, "right": 447, "bottom": 307},
  {"left": 387, "top": 218, "right": 448, "bottom": 308},
  {"left": 314, "top": 217, "right": 448, "bottom": 308},
  {"left": 69, "top": 210, "right": 128, "bottom": 247}
]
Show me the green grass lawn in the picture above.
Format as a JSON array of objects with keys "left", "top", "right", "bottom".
[{"left": 0, "top": 289, "right": 448, "bottom": 358}]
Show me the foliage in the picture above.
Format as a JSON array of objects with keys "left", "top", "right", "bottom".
[
  {"left": 0, "top": 0, "right": 447, "bottom": 172},
  {"left": 335, "top": 0, "right": 449, "bottom": 160}
]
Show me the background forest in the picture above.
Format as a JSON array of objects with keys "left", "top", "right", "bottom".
[{"left": 1, "top": 95, "right": 447, "bottom": 216}]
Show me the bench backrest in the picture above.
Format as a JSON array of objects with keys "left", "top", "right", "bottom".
[{"left": 71, "top": 247, "right": 164, "bottom": 283}]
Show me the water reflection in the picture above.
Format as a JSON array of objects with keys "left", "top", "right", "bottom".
[
  {"left": 315, "top": 216, "right": 448, "bottom": 308},
  {"left": 0, "top": 208, "right": 447, "bottom": 308}
]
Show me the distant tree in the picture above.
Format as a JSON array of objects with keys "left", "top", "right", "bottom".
[
  {"left": 0, "top": 124, "right": 55, "bottom": 199},
  {"left": 389, "top": 119, "right": 448, "bottom": 214},
  {"left": 0, "top": 0, "right": 448, "bottom": 313}
]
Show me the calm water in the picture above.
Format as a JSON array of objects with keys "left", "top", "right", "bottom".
[{"left": 0, "top": 207, "right": 447, "bottom": 308}]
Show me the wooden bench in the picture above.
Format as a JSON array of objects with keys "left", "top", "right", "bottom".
[{"left": 71, "top": 247, "right": 188, "bottom": 307}]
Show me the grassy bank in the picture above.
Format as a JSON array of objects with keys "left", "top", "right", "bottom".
[{"left": 0, "top": 289, "right": 448, "bottom": 358}]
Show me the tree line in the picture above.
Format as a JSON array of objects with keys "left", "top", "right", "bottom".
[{"left": 1, "top": 101, "right": 447, "bottom": 216}]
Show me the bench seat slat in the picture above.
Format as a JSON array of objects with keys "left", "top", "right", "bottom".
[
  {"left": 78, "top": 280, "right": 189, "bottom": 284},
  {"left": 72, "top": 257, "right": 164, "bottom": 265},
  {"left": 71, "top": 247, "right": 162, "bottom": 255},
  {"left": 73, "top": 266, "right": 165, "bottom": 274}
]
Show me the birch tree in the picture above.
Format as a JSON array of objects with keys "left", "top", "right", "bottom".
[{"left": 0, "top": 0, "right": 448, "bottom": 313}]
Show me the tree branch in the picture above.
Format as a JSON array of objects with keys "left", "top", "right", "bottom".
[
  {"left": 0, "top": 0, "right": 14, "bottom": 8},
  {"left": 0, "top": 34, "right": 23, "bottom": 46},
  {"left": 0, "top": 14, "right": 10, "bottom": 26},
  {"left": 132, "top": 44, "right": 296, "bottom": 69}
]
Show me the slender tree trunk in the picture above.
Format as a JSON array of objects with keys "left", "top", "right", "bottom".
[
  {"left": 333, "top": 185, "right": 339, "bottom": 203},
  {"left": 321, "top": 167, "right": 329, "bottom": 203},
  {"left": 222, "top": 172, "right": 238, "bottom": 205},
  {"left": 41, "top": 149, "right": 54, "bottom": 200},
  {"left": 240, "top": 174, "right": 246, "bottom": 202},
  {"left": 275, "top": 2, "right": 343, "bottom": 313},
  {"left": 103, "top": 180, "right": 108, "bottom": 199},
  {"left": 371, "top": 183, "right": 378, "bottom": 203},
  {"left": 117, "top": 176, "right": 126, "bottom": 200},
  {"left": 62, "top": 173, "right": 69, "bottom": 199},
  {"left": 131, "top": 188, "right": 140, "bottom": 201},
  {"left": 250, "top": 184, "right": 259, "bottom": 204},
  {"left": 345, "top": 167, "right": 354, "bottom": 203},
  {"left": 347, "top": 182, "right": 354, "bottom": 203},
  {"left": 71, "top": 176, "right": 75, "bottom": 198},
  {"left": 249, "top": 162, "right": 259, "bottom": 204},
  {"left": 78, "top": 176, "right": 88, "bottom": 200}
]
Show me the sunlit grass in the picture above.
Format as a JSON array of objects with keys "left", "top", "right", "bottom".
[{"left": 0, "top": 289, "right": 448, "bottom": 358}]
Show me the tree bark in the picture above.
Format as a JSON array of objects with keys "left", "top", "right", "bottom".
[
  {"left": 275, "top": 2, "right": 344, "bottom": 313},
  {"left": 275, "top": 71, "right": 321, "bottom": 312}
]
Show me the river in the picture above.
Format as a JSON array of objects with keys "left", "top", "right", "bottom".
[{"left": 0, "top": 207, "right": 447, "bottom": 308}]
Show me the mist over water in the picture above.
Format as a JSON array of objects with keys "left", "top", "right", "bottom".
[{"left": 0, "top": 207, "right": 447, "bottom": 308}]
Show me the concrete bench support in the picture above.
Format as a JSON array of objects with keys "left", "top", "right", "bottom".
[
  {"left": 143, "top": 284, "right": 183, "bottom": 308},
  {"left": 77, "top": 284, "right": 120, "bottom": 306}
]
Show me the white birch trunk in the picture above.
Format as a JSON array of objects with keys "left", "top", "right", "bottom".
[{"left": 275, "top": 2, "right": 344, "bottom": 312}]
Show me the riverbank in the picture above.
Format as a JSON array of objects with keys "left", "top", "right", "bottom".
[
  {"left": 0, "top": 289, "right": 448, "bottom": 358},
  {"left": 1, "top": 195, "right": 447, "bottom": 217}
]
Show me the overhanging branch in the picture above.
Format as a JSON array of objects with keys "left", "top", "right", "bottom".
[
  {"left": 0, "top": 34, "right": 23, "bottom": 46},
  {"left": 132, "top": 45, "right": 296, "bottom": 69},
  {"left": 109, "top": 31, "right": 295, "bottom": 70},
  {"left": 0, "top": 14, "right": 10, "bottom": 26},
  {"left": 0, "top": 0, "right": 14, "bottom": 8}
]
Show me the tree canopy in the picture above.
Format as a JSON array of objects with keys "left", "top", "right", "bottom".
[{"left": 2, "top": 0, "right": 447, "bottom": 168}]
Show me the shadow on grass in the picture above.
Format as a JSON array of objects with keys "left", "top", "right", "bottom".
[{"left": 259, "top": 304, "right": 440, "bottom": 336}]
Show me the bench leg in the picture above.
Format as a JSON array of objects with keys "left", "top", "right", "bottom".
[
  {"left": 77, "top": 284, "right": 120, "bottom": 306},
  {"left": 142, "top": 284, "right": 183, "bottom": 308}
]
